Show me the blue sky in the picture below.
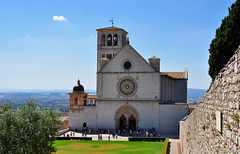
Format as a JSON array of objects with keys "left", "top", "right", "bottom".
[{"left": 0, "top": 0, "right": 236, "bottom": 90}]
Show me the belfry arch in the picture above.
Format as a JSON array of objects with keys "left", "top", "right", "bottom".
[{"left": 114, "top": 105, "right": 140, "bottom": 131}]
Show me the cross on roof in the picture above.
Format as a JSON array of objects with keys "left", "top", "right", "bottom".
[{"left": 109, "top": 17, "right": 114, "bottom": 27}]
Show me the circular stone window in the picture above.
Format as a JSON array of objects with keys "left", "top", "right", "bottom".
[
  {"left": 124, "top": 61, "right": 131, "bottom": 70},
  {"left": 117, "top": 76, "right": 138, "bottom": 97}
]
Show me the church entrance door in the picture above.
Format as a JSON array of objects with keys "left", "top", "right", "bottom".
[
  {"left": 119, "top": 115, "right": 126, "bottom": 130},
  {"left": 129, "top": 115, "right": 136, "bottom": 131}
]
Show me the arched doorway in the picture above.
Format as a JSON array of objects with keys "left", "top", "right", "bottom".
[
  {"left": 129, "top": 115, "right": 136, "bottom": 131},
  {"left": 114, "top": 105, "right": 140, "bottom": 131},
  {"left": 119, "top": 115, "right": 126, "bottom": 130}
]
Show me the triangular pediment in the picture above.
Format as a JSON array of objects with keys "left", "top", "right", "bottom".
[{"left": 99, "top": 44, "right": 156, "bottom": 73}]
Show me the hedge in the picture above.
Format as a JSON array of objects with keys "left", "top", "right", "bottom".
[
  {"left": 161, "top": 138, "right": 169, "bottom": 154},
  {"left": 128, "top": 137, "right": 166, "bottom": 142},
  {"left": 55, "top": 137, "right": 92, "bottom": 141}
]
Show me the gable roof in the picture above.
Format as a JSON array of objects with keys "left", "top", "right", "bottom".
[
  {"left": 161, "top": 72, "right": 186, "bottom": 79},
  {"left": 96, "top": 26, "right": 128, "bottom": 34},
  {"left": 98, "top": 44, "right": 157, "bottom": 73}
]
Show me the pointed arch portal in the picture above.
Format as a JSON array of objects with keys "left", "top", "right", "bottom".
[
  {"left": 119, "top": 115, "right": 127, "bottom": 130},
  {"left": 114, "top": 105, "right": 140, "bottom": 131},
  {"left": 129, "top": 115, "right": 136, "bottom": 131}
]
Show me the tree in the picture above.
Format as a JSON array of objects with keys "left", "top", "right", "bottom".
[
  {"left": 0, "top": 100, "right": 62, "bottom": 153},
  {"left": 209, "top": 0, "right": 240, "bottom": 81}
]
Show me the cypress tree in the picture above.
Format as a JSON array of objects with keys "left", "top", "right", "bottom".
[{"left": 209, "top": 0, "right": 240, "bottom": 81}]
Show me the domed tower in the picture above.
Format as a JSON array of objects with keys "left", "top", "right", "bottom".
[
  {"left": 73, "top": 79, "right": 85, "bottom": 92},
  {"left": 69, "top": 79, "right": 88, "bottom": 112},
  {"left": 96, "top": 26, "right": 128, "bottom": 71},
  {"left": 148, "top": 56, "right": 160, "bottom": 72}
]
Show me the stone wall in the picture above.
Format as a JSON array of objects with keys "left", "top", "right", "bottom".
[{"left": 180, "top": 46, "right": 240, "bottom": 154}]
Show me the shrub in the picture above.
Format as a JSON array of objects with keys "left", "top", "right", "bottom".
[
  {"left": 128, "top": 137, "right": 166, "bottom": 142},
  {"left": 161, "top": 138, "right": 169, "bottom": 154}
]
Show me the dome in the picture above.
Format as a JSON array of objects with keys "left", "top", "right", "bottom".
[
  {"left": 148, "top": 56, "right": 160, "bottom": 60},
  {"left": 73, "top": 79, "right": 84, "bottom": 92}
]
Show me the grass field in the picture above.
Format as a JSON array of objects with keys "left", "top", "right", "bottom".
[{"left": 54, "top": 140, "right": 164, "bottom": 153}]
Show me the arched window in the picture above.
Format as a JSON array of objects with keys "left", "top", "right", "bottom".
[
  {"left": 92, "top": 100, "right": 95, "bottom": 105},
  {"left": 74, "top": 98, "right": 78, "bottom": 106},
  {"left": 101, "top": 34, "right": 105, "bottom": 46},
  {"left": 88, "top": 99, "right": 91, "bottom": 105},
  {"left": 107, "top": 34, "right": 112, "bottom": 46},
  {"left": 83, "top": 122, "right": 87, "bottom": 127},
  {"left": 107, "top": 54, "right": 112, "bottom": 59},
  {"left": 113, "top": 34, "right": 118, "bottom": 46}
]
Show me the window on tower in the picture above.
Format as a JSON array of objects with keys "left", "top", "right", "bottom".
[
  {"left": 101, "top": 34, "right": 105, "bottom": 46},
  {"left": 113, "top": 34, "right": 118, "bottom": 46},
  {"left": 102, "top": 54, "right": 105, "bottom": 58},
  {"left": 107, "top": 34, "right": 112, "bottom": 46},
  {"left": 107, "top": 54, "right": 112, "bottom": 59},
  {"left": 74, "top": 98, "right": 78, "bottom": 106}
]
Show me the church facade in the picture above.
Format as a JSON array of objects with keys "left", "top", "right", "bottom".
[{"left": 69, "top": 26, "right": 189, "bottom": 134}]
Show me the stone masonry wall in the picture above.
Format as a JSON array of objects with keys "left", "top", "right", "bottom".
[{"left": 180, "top": 46, "right": 240, "bottom": 154}]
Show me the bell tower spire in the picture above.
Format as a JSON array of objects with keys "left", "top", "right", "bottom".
[{"left": 96, "top": 26, "right": 128, "bottom": 71}]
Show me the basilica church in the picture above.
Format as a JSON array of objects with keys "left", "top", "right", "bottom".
[{"left": 68, "top": 26, "right": 189, "bottom": 134}]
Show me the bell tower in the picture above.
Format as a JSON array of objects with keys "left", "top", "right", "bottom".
[{"left": 96, "top": 26, "right": 128, "bottom": 71}]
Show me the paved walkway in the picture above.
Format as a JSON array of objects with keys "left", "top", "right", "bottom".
[
  {"left": 61, "top": 131, "right": 128, "bottom": 141},
  {"left": 169, "top": 139, "right": 181, "bottom": 154}
]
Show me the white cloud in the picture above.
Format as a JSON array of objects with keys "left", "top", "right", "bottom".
[{"left": 53, "top": 16, "right": 67, "bottom": 21}]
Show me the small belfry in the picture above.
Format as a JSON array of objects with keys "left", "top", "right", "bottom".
[
  {"left": 96, "top": 26, "right": 128, "bottom": 69},
  {"left": 69, "top": 25, "right": 189, "bottom": 135},
  {"left": 73, "top": 79, "right": 84, "bottom": 92},
  {"left": 69, "top": 79, "right": 96, "bottom": 113}
]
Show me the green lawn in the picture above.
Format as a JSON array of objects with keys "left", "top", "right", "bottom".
[{"left": 54, "top": 140, "right": 164, "bottom": 153}]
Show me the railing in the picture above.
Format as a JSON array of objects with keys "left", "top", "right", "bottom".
[
  {"left": 69, "top": 98, "right": 96, "bottom": 111},
  {"left": 83, "top": 99, "right": 96, "bottom": 106}
]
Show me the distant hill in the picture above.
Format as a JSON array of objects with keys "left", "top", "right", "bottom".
[
  {"left": 0, "top": 88, "right": 96, "bottom": 95},
  {"left": 0, "top": 88, "right": 206, "bottom": 113},
  {"left": 187, "top": 88, "right": 207, "bottom": 99},
  {"left": 0, "top": 88, "right": 205, "bottom": 104},
  {"left": 0, "top": 88, "right": 205, "bottom": 99},
  {"left": 187, "top": 88, "right": 207, "bottom": 104}
]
